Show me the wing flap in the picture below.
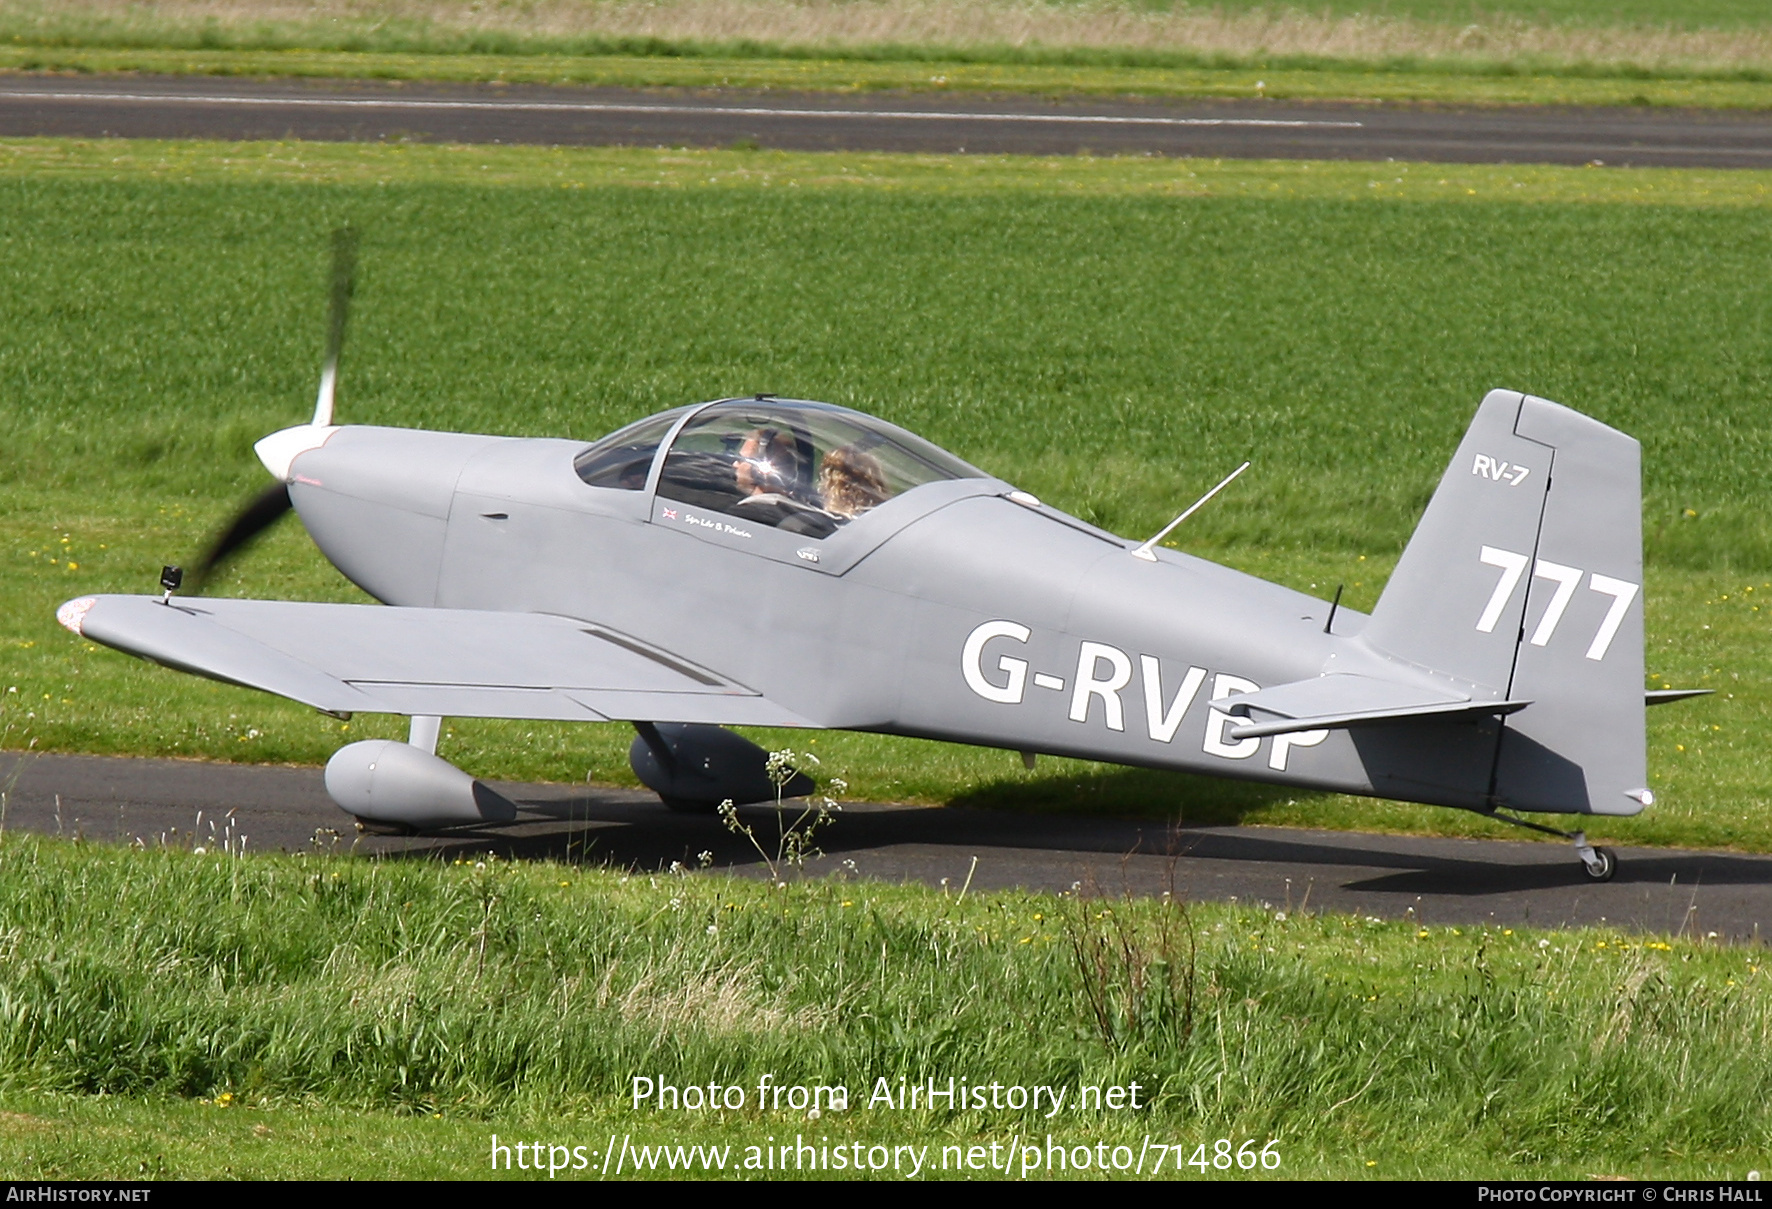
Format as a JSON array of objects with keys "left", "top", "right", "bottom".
[
  {"left": 1214, "top": 672, "right": 1529, "bottom": 740},
  {"left": 62, "top": 595, "right": 812, "bottom": 726}
]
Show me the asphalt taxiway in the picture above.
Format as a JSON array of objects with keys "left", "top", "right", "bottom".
[
  {"left": 4, "top": 751, "right": 1767, "bottom": 940},
  {"left": 2, "top": 74, "right": 1770, "bottom": 166}
]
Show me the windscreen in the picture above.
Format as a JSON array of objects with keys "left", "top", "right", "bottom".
[{"left": 573, "top": 410, "right": 685, "bottom": 490}]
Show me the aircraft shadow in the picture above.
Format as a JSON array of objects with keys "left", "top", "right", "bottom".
[
  {"left": 944, "top": 764, "right": 1298, "bottom": 826},
  {"left": 1343, "top": 853, "right": 1772, "bottom": 895},
  {"left": 377, "top": 785, "right": 1772, "bottom": 897}
]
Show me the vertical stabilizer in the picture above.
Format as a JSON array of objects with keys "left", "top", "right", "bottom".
[{"left": 1360, "top": 390, "right": 1646, "bottom": 816}]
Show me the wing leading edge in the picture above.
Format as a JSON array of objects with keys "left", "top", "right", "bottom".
[{"left": 57, "top": 595, "right": 812, "bottom": 727}]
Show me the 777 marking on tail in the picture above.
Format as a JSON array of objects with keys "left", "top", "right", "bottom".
[{"left": 1476, "top": 545, "right": 1638, "bottom": 660}]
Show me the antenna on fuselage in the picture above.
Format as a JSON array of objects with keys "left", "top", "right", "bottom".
[
  {"left": 1130, "top": 461, "right": 1250, "bottom": 562},
  {"left": 311, "top": 226, "right": 358, "bottom": 428}
]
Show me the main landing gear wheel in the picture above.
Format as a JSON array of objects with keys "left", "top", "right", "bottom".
[{"left": 1581, "top": 846, "right": 1618, "bottom": 882}]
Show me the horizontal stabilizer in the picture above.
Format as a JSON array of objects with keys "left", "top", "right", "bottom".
[
  {"left": 57, "top": 595, "right": 813, "bottom": 727},
  {"left": 1214, "top": 673, "right": 1529, "bottom": 740},
  {"left": 1646, "top": 688, "right": 1712, "bottom": 706}
]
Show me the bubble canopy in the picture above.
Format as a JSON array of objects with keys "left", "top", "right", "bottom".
[{"left": 575, "top": 399, "right": 985, "bottom": 540}]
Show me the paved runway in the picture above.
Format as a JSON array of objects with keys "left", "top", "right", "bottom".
[
  {"left": 4, "top": 751, "right": 1768, "bottom": 940},
  {"left": 2, "top": 74, "right": 1771, "bottom": 166}
]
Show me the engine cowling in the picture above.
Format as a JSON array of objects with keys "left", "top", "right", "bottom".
[
  {"left": 325, "top": 739, "right": 518, "bottom": 832},
  {"left": 629, "top": 722, "right": 815, "bottom": 811}
]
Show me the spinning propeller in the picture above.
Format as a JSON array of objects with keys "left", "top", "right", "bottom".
[{"left": 189, "top": 228, "right": 357, "bottom": 593}]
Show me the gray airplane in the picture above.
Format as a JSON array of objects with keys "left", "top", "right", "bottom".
[{"left": 56, "top": 235, "right": 1701, "bottom": 879}]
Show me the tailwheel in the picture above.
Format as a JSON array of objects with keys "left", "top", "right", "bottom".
[
  {"left": 1489, "top": 814, "right": 1619, "bottom": 883},
  {"left": 1581, "top": 845, "right": 1618, "bottom": 882},
  {"left": 1571, "top": 831, "right": 1617, "bottom": 882}
]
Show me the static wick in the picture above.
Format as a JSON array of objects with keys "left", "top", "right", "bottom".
[{"left": 1131, "top": 461, "right": 1251, "bottom": 562}]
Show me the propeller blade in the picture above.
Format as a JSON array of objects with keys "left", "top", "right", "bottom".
[
  {"left": 312, "top": 226, "right": 358, "bottom": 427},
  {"left": 191, "top": 482, "right": 293, "bottom": 592}
]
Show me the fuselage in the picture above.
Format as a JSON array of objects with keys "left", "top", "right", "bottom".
[{"left": 274, "top": 406, "right": 1497, "bottom": 813}]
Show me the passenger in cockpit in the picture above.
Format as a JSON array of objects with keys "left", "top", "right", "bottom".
[{"left": 819, "top": 443, "right": 890, "bottom": 518}]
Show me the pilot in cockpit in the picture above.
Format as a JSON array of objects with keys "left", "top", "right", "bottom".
[{"left": 734, "top": 427, "right": 815, "bottom": 504}]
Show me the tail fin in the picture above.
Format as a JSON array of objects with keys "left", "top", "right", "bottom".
[{"left": 1361, "top": 390, "right": 1646, "bottom": 816}]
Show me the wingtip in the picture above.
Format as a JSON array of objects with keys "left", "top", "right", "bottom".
[{"left": 56, "top": 596, "right": 97, "bottom": 636}]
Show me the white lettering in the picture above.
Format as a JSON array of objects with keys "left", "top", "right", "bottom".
[
  {"left": 1070, "top": 642, "right": 1133, "bottom": 731},
  {"left": 1527, "top": 559, "right": 1583, "bottom": 646},
  {"left": 1585, "top": 574, "right": 1639, "bottom": 661},
  {"left": 1269, "top": 727, "right": 1329, "bottom": 770},
  {"left": 1139, "top": 656, "right": 1206, "bottom": 744},
  {"left": 1477, "top": 545, "right": 1530, "bottom": 633},
  {"left": 1471, "top": 454, "right": 1530, "bottom": 486},
  {"left": 962, "top": 621, "right": 1031, "bottom": 704},
  {"left": 1203, "top": 673, "right": 1260, "bottom": 759}
]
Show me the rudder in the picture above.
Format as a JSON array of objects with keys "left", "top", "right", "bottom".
[{"left": 1361, "top": 390, "right": 1646, "bottom": 816}]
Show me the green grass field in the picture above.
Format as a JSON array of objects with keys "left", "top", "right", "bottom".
[
  {"left": 0, "top": 138, "right": 1767, "bottom": 853},
  {"left": 0, "top": 837, "right": 1766, "bottom": 1179}
]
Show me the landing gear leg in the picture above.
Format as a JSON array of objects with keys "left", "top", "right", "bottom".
[{"left": 1488, "top": 811, "right": 1618, "bottom": 882}]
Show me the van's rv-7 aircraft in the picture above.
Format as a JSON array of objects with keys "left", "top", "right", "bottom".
[{"left": 55, "top": 236, "right": 1703, "bottom": 880}]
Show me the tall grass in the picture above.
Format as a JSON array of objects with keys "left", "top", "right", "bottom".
[
  {"left": 0, "top": 836, "right": 1767, "bottom": 1176},
  {"left": 4, "top": 0, "right": 1772, "bottom": 78}
]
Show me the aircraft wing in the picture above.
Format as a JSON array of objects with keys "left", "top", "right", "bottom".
[
  {"left": 57, "top": 595, "right": 813, "bottom": 727},
  {"left": 1215, "top": 673, "right": 1531, "bottom": 740}
]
